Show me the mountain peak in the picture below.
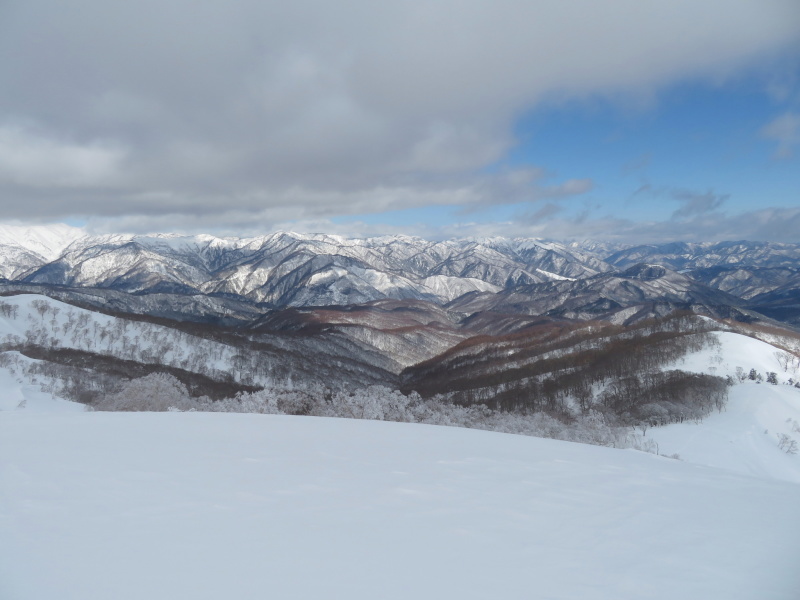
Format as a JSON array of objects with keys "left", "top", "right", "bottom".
[
  {"left": 621, "top": 263, "right": 669, "bottom": 280},
  {"left": 0, "top": 223, "right": 85, "bottom": 261}
]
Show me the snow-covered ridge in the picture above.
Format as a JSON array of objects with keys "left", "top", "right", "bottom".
[
  {"left": 1, "top": 227, "right": 798, "bottom": 317},
  {"left": 0, "top": 223, "right": 85, "bottom": 261},
  {"left": 9, "top": 229, "right": 612, "bottom": 307}
]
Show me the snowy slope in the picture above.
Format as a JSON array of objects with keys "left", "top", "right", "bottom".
[
  {"left": 650, "top": 384, "right": 800, "bottom": 483},
  {"left": 673, "top": 330, "right": 798, "bottom": 383},
  {"left": 0, "top": 294, "right": 242, "bottom": 377},
  {"left": 1, "top": 411, "right": 798, "bottom": 600},
  {"left": 638, "top": 330, "right": 800, "bottom": 482},
  {"left": 0, "top": 353, "right": 84, "bottom": 413}
]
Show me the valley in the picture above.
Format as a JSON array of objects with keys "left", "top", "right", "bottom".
[{"left": 0, "top": 227, "right": 798, "bottom": 450}]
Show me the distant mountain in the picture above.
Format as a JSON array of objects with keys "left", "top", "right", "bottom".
[
  {"left": 447, "top": 263, "right": 759, "bottom": 325},
  {"left": 0, "top": 244, "right": 48, "bottom": 280},
  {"left": 0, "top": 223, "right": 85, "bottom": 261},
  {"left": 567, "top": 239, "right": 632, "bottom": 260},
  {"left": 0, "top": 224, "right": 86, "bottom": 279},
  {"left": 746, "top": 280, "right": 800, "bottom": 326},
  {"left": 606, "top": 241, "right": 800, "bottom": 270},
  {"left": 687, "top": 265, "right": 800, "bottom": 300},
  {"left": 0, "top": 227, "right": 798, "bottom": 327},
  {"left": 17, "top": 231, "right": 611, "bottom": 306}
]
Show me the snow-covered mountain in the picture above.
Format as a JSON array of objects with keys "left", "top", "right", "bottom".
[
  {"left": 0, "top": 226, "right": 798, "bottom": 326},
  {"left": 607, "top": 240, "right": 800, "bottom": 270},
  {"left": 0, "top": 224, "right": 85, "bottom": 280},
  {"left": 0, "top": 223, "right": 85, "bottom": 261},
  {"left": 446, "top": 263, "right": 758, "bottom": 324},
  {"left": 649, "top": 330, "right": 800, "bottom": 482},
  {"left": 14, "top": 230, "right": 611, "bottom": 306},
  {"left": 3, "top": 228, "right": 799, "bottom": 600},
  {"left": 3, "top": 318, "right": 800, "bottom": 597},
  {"left": 687, "top": 265, "right": 800, "bottom": 299}
]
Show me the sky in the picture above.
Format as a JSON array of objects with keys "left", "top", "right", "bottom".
[{"left": 0, "top": 0, "right": 799, "bottom": 242}]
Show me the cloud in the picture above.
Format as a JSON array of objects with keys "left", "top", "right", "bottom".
[
  {"left": 670, "top": 189, "right": 728, "bottom": 219},
  {"left": 525, "top": 203, "right": 564, "bottom": 223},
  {"left": 436, "top": 206, "right": 800, "bottom": 243},
  {"left": 761, "top": 112, "right": 800, "bottom": 158},
  {"left": 630, "top": 184, "right": 729, "bottom": 219},
  {"left": 0, "top": 125, "right": 126, "bottom": 188},
  {"left": 0, "top": 0, "right": 798, "bottom": 224},
  {"left": 78, "top": 204, "right": 800, "bottom": 246},
  {"left": 621, "top": 153, "right": 651, "bottom": 176},
  {"left": 69, "top": 168, "right": 590, "bottom": 233}
]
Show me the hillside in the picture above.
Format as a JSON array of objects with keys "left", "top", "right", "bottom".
[{"left": 650, "top": 384, "right": 800, "bottom": 482}]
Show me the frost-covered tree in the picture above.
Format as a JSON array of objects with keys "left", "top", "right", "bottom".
[
  {"left": 777, "top": 433, "right": 798, "bottom": 455},
  {"left": 95, "top": 372, "right": 192, "bottom": 411},
  {"left": 214, "top": 389, "right": 281, "bottom": 414}
]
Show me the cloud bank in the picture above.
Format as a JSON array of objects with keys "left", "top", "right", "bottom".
[{"left": 0, "top": 0, "right": 798, "bottom": 233}]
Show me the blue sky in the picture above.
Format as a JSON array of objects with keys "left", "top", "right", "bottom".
[
  {"left": 335, "top": 72, "right": 800, "bottom": 240},
  {"left": 1, "top": 1, "right": 799, "bottom": 242}
]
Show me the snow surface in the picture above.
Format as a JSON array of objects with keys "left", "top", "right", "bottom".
[
  {"left": 649, "top": 384, "right": 800, "bottom": 483},
  {"left": 2, "top": 409, "right": 799, "bottom": 600},
  {"left": 675, "top": 331, "right": 798, "bottom": 383}
]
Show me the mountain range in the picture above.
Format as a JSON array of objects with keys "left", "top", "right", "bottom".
[
  {"left": 1, "top": 225, "right": 799, "bottom": 470},
  {"left": 1, "top": 225, "right": 798, "bottom": 329}
]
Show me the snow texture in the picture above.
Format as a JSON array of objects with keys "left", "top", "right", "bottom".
[{"left": 1, "top": 409, "right": 798, "bottom": 600}]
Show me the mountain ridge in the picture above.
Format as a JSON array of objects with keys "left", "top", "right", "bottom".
[{"left": 0, "top": 227, "right": 798, "bottom": 327}]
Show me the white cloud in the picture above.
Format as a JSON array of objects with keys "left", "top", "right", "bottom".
[
  {"left": 0, "top": 0, "right": 797, "bottom": 224},
  {"left": 452, "top": 207, "right": 800, "bottom": 243},
  {"left": 761, "top": 112, "right": 800, "bottom": 158},
  {"left": 79, "top": 205, "right": 800, "bottom": 245}
]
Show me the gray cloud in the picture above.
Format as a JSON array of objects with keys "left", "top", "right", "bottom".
[
  {"left": 630, "top": 185, "right": 729, "bottom": 219},
  {"left": 0, "top": 125, "right": 127, "bottom": 188},
  {"left": 0, "top": 0, "right": 799, "bottom": 225},
  {"left": 670, "top": 190, "right": 729, "bottom": 219},
  {"left": 525, "top": 203, "right": 564, "bottom": 223},
  {"left": 621, "top": 153, "right": 651, "bottom": 176}
]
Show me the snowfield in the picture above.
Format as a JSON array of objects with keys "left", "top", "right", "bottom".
[
  {"left": 650, "top": 384, "right": 800, "bottom": 483},
  {"left": 645, "top": 329, "right": 800, "bottom": 482},
  {"left": 2, "top": 409, "right": 799, "bottom": 600}
]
